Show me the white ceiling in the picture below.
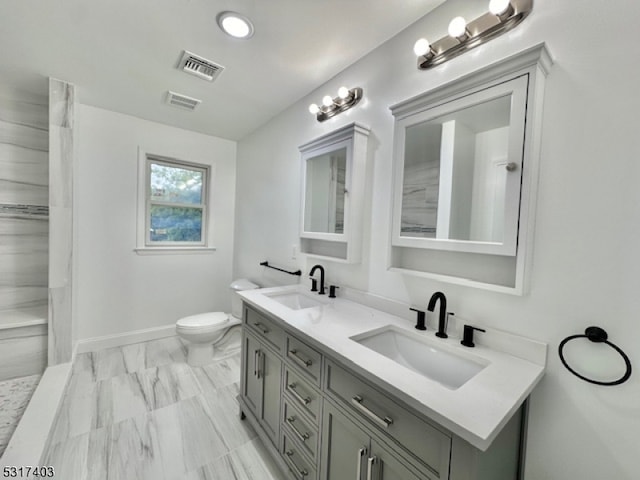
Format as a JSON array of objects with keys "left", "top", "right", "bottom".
[{"left": 0, "top": 0, "right": 445, "bottom": 140}]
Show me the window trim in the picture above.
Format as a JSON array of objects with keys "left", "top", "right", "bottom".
[{"left": 136, "top": 148, "right": 215, "bottom": 253}]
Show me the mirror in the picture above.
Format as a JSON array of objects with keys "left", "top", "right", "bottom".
[
  {"left": 299, "top": 122, "right": 370, "bottom": 263},
  {"left": 391, "top": 75, "right": 528, "bottom": 256},
  {"left": 402, "top": 95, "right": 510, "bottom": 242},
  {"left": 303, "top": 147, "right": 347, "bottom": 234}
]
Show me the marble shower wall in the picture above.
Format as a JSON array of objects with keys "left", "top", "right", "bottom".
[
  {"left": 0, "top": 89, "right": 49, "bottom": 381},
  {"left": 48, "top": 78, "right": 75, "bottom": 366}
]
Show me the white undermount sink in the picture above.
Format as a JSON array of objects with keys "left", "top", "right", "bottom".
[
  {"left": 351, "top": 325, "right": 488, "bottom": 389},
  {"left": 265, "top": 291, "right": 327, "bottom": 310}
]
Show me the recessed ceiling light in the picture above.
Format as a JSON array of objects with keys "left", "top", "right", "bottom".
[{"left": 217, "top": 11, "right": 254, "bottom": 39}]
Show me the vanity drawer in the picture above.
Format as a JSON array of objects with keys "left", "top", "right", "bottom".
[
  {"left": 244, "top": 305, "right": 284, "bottom": 353},
  {"left": 282, "top": 432, "right": 318, "bottom": 480},
  {"left": 284, "top": 366, "right": 322, "bottom": 424},
  {"left": 324, "top": 361, "right": 451, "bottom": 477},
  {"left": 283, "top": 400, "right": 319, "bottom": 464},
  {"left": 286, "top": 334, "right": 322, "bottom": 386}
]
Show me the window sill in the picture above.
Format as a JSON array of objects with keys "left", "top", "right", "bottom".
[{"left": 134, "top": 247, "right": 217, "bottom": 256}]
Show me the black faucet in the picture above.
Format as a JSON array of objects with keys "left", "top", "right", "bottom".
[
  {"left": 309, "top": 265, "right": 326, "bottom": 295},
  {"left": 428, "top": 291, "right": 448, "bottom": 338}
]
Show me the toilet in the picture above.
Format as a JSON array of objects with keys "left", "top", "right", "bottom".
[{"left": 176, "top": 278, "right": 259, "bottom": 366}]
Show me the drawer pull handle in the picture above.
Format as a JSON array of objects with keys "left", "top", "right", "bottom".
[
  {"left": 289, "top": 349, "right": 313, "bottom": 368},
  {"left": 288, "top": 383, "right": 311, "bottom": 406},
  {"left": 286, "top": 416, "right": 310, "bottom": 443},
  {"left": 253, "top": 322, "right": 269, "bottom": 334},
  {"left": 366, "top": 456, "right": 377, "bottom": 480},
  {"left": 356, "top": 447, "right": 367, "bottom": 480},
  {"left": 285, "top": 450, "right": 308, "bottom": 478},
  {"left": 351, "top": 395, "right": 393, "bottom": 429}
]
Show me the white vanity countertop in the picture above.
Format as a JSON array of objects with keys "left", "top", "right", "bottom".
[{"left": 239, "top": 285, "right": 547, "bottom": 452}]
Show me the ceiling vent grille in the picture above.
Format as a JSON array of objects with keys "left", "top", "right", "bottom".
[
  {"left": 165, "top": 91, "right": 201, "bottom": 111},
  {"left": 178, "top": 50, "right": 224, "bottom": 82}
]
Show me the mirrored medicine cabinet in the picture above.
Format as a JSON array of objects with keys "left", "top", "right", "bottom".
[
  {"left": 389, "top": 44, "right": 553, "bottom": 294},
  {"left": 299, "top": 122, "right": 370, "bottom": 263}
]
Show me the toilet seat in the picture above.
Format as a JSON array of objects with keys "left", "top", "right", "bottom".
[{"left": 176, "top": 312, "right": 229, "bottom": 334}]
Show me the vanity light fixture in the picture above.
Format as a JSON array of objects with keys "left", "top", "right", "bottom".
[
  {"left": 414, "top": 0, "right": 532, "bottom": 69},
  {"left": 308, "top": 86, "right": 363, "bottom": 122},
  {"left": 217, "top": 11, "right": 254, "bottom": 39}
]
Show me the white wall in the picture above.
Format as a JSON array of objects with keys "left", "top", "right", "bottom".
[
  {"left": 234, "top": 0, "right": 640, "bottom": 478},
  {"left": 76, "top": 105, "right": 236, "bottom": 341}
]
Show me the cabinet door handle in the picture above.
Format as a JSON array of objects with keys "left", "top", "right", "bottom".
[
  {"left": 287, "top": 383, "right": 311, "bottom": 406},
  {"left": 351, "top": 395, "right": 393, "bottom": 429},
  {"left": 355, "top": 447, "right": 367, "bottom": 480},
  {"left": 289, "top": 349, "right": 313, "bottom": 368},
  {"left": 253, "top": 350, "right": 259, "bottom": 377},
  {"left": 286, "top": 416, "right": 310, "bottom": 443},
  {"left": 284, "top": 450, "right": 308, "bottom": 478},
  {"left": 256, "top": 351, "right": 263, "bottom": 379},
  {"left": 253, "top": 322, "right": 269, "bottom": 334},
  {"left": 366, "top": 456, "right": 377, "bottom": 480}
]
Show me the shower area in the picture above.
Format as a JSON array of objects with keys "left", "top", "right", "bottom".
[{"left": 0, "top": 79, "right": 75, "bottom": 457}]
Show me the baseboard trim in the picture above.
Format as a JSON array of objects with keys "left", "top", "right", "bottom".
[{"left": 75, "top": 323, "right": 177, "bottom": 354}]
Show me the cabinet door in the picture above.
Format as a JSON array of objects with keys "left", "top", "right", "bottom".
[
  {"left": 371, "top": 439, "right": 434, "bottom": 480},
  {"left": 321, "top": 402, "right": 370, "bottom": 480},
  {"left": 260, "top": 345, "right": 282, "bottom": 446},
  {"left": 242, "top": 332, "right": 262, "bottom": 417}
]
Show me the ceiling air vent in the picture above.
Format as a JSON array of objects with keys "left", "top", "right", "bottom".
[
  {"left": 165, "top": 91, "right": 201, "bottom": 111},
  {"left": 178, "top": 50, "right": 224, "bottom": 82}
]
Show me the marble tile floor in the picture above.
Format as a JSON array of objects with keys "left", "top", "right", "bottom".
[
  {"left": 0, "top": 374, "right": 41, "bottom": 457},
  {"left": 41, "top": 336, "right": 284, "bottom": 480}
]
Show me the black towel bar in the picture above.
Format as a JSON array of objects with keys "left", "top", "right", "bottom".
[{"left": 259, "top": 261, "right": 302, "bottom": 277}]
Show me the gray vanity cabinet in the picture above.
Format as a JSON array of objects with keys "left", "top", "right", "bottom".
[
  {"left": 240, "top": 326, "right": 283, "bottom": 447},
  {"left": 239, "top": 302, "right": 524, "bottom": 480},
  {"left": 320, "top": 402, "right": 428, "bottom": 480}
]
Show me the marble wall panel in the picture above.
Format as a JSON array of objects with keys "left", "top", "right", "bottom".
[
  {"left": 49, "top": 285, "right": 72, "bottom": 364},
  {"left": 0, "top": 92, "right": 48, "bottom": 207},
  {"left": 0, "top": 286, "right": 48, "bottom": 317},
  {"left": 0, "top": 332, "right": 47, "bottom": 381},
  {"left": 0, "top": 120, "right": 48, "bottom": 152},
  {"left": 49, "top": 79, "right": 74, "bottom": 129},
  {"left": 48, "top": 78, "right": 75, "bottom": 366},
  {"left": 48, "top": 126, "right": 73, "bottom": 208},
  {"left": 0, "top": 94, "right": 48, "bottom": 130},
  {"left": 0, "top": 215, "right": 48, "bottom": 318},
  {"left": 0, "top": 144, "right": 49, "bottom": 205},
  {"left": 0, "top": 90, "right": 50, "bottom": 382},
  {"left": 48, "top": 206, "right": 71, "bottom": 289}
]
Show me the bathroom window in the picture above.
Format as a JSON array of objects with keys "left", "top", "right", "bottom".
[{"left": 137, "top": 151, "right": 213, "bottom": 252}]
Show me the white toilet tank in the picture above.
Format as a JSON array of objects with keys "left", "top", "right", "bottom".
[{"left": 230, "top": 279, "right": 260, "bottom": 319}]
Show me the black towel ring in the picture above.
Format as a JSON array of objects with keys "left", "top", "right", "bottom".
[{"left": 558, "top": 326, "right": 632, "bottom": 386}]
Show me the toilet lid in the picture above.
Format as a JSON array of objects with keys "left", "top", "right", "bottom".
[{"left": 176, "top": 312, "right": 229, "bottom": 330}]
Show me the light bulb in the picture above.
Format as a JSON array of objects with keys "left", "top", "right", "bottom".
[
  {"left": 489, "top": 0, "right": 511, "bottom": 16},
  {"left": 448, "top": 16, "right": 467, "bottom": 39},
  {"left": 413, "top": 38, "right": 431, "bottom": 57},
  {"left": 309, "top": 103, "right": 320, "bottom": 115},
  {"left": 338, "top": 87, "right": 350, "bottom": 99},
  {"left": 322, "top": 95, "right": 334, "bottom": 107}
]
